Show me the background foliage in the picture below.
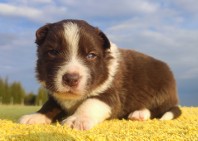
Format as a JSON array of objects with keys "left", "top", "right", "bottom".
[{"left": 0, "top": 77, "right": 48, "bottom": 105}]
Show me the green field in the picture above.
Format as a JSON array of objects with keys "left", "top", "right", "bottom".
[{"left": 0, "top": 105, "right": 41, "bottom": 122}]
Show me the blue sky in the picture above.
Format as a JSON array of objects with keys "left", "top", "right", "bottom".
[{"left": 0, "top": 0, "right": 197, "bottom": 106}]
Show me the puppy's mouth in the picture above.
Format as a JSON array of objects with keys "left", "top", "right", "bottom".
[
  {"left": 54, "top": 82, "right": 86, "bottom": 99},
  {"left": 54, "top": 85, "right": 82, "bottom": 95},
  {"left": 53, "top": 89, "right": 84, "bottom": 100},
  {"left": 63, "top": 88, "right": 81, "bottom": 95}
]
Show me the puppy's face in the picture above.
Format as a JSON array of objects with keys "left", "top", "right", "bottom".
[{"left": 36, "top": 20, "right": 112, "bottom": 99}]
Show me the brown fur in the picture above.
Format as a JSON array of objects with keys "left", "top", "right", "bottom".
[
  {"left": 35, "top": 19, "right": 181, "bottom": 122},
  {"left": 93, "top": 49, "right": 180, "bottom": 119}
]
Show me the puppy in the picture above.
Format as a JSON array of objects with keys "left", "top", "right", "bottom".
[{"left": 19, "top": 19, "right": 181, "bottom": 130}]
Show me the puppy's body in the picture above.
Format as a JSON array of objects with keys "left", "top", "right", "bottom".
[{"left": 19, "top": 20, "right": 181, "bottom": 130}]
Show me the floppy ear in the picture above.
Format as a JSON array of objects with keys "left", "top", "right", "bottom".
[
  {"left": 35, "top": 24, "right": 50, "bottom": 46},
  {"left": 98, "top": 30, "right": 111, "bottom": 49}
]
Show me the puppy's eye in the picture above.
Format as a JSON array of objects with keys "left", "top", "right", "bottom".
[
  {"left": 47, "top": 49, "right": 59, "bottom": 57},
  {"left": 86, "top": 52, "right": 97, "bottom": 60}
]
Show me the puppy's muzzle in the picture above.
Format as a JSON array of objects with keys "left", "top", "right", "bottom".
[{"left": 62, "top": 73, "right": 80, "bottom": 87}]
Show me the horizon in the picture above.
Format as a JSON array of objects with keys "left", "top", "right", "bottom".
[{"left": 0, "top": 0, "right": 197, "bottom": 106}]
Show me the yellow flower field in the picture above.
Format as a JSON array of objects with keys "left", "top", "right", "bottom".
[{"left": 0, "top": 107, "right": 198, "bottom": 141}]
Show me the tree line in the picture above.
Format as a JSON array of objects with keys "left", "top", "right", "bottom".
[{"left": 0, "top": 77, "right": 48, "bottom": 105}]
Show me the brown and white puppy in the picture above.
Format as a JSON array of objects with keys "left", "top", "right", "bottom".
[{"left": 19, "top": 19, "right": 181, "bottom": 130}]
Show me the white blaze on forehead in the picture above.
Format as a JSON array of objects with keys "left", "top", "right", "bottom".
[
  {"left": 63, "top": 22, "right": 80, "bottom": 58},
  {"left": 54, "top": 22, "right": 90, "bottom": 95}
]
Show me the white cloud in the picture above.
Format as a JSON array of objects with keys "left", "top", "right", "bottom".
[
  {"left": 5, "top": 0, "right": 53, "bottom": 6},
  {"left": 0, "top": 2, "right": 68, "bottom": 23},
  {"left": 173, "top": 0, "right": 198, "bottom": 13},
  {"left": 58, "top": 0, "right": 159, "bottom": 17},
  {"left": 0, "top": 0, "right": 160, "bottom": 23},
  {"left": 0, "top": 3, "right": 42, "bottom": 19},
  {"left": 0, "top": 0, "right": 198, "bottom": 95},
  {"left": 180, "top": 68, "right": 198, "bottom": 79},
  {"left": 105, "top": 15, "right": 198, "bottom": 80}
]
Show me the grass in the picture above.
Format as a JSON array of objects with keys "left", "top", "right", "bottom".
[
  {"left": 0, "top": 105, "right": 40, "bottom": 121},
  {"left": 0, "top": 106, "right": 198, "bottom": 141}
]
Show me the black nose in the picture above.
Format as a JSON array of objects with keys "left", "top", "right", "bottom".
[{"left": 62, "top": 73, "right": 80, "bottom": 87}]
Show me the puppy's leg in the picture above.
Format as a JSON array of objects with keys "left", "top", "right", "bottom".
[
  {"left": 19, "top": 97, "right": 64, "bottom": 124},
  {"left": 128, "top": 108, "right": 151, "bottom": 121},
  {"left": 62, "top": 98, "right": 111, "bottom": 130},
  {"left": 160, "top": 106, "right": 181, "bottom": 120}
]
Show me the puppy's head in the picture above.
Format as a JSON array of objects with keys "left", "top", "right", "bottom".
[{"left": 35, "top": 20, "right": 114, "bottom": 99}]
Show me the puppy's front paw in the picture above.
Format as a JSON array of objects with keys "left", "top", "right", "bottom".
[
  {"left": 128, "top": 109, "right": 151, "bottom": 121},
  {"left": 19, "top": 113, "right": 51, "bottom": 124},
  {"left": 62, "top": 115, "right": 97, "bottom": 130}
]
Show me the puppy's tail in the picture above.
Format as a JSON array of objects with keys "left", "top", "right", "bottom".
[{"left": 160, "top": 106, "right": 182, "bottom": 120}]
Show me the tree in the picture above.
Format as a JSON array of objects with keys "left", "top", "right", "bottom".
[
  {"left": 35, "top": 87, "right": 48, "bottom": 106},
  {"left": 9, "top": 82, "right": 26, "bottom": 104},
  {"left": 0, "top": 78, "right": 4, "bottom": 97},
  {"left": 0, "top": 78, "right": 5, "bottom": 104},
  {"left": 0, "top": 77, "right": 10, "bottom": 104},
  {"left": 0, "top": 78, "right": 26, "bottom": 104},
  {"left": 0, "top": 77, "right": 49, "bottom": 105},
  {"left": 25, "top": 92, "right": 36, "bottom": 105}
]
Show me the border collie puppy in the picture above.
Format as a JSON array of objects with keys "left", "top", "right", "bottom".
[{"left": 19, "top": 19, "right": 181, "bottom": 130}]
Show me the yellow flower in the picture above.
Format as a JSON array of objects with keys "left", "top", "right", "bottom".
[{"left": 0, "top": 107, "right": 197, "bottom": 141}]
